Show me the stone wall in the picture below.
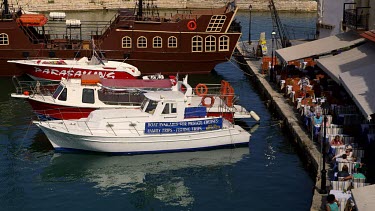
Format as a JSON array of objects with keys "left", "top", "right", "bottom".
[{"left": 10, "top": 0, "right": 317, "bottom": 12}]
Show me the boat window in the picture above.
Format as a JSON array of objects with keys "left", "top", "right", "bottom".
[
  {"left": 171, "top": 103, "right": 177, "bottom": 113},
  {"left": 58, "top": 88, "right": 67, "bottom": 101},
  {"left": 122, "top": 36, "right": 131, "bottom": 48},
  {"left": 137, "top": 36, "right": 147, "bottom": 48},
  {"left": 162, "top": 103, "right": 177, "bottom": 114},
  {"left": 219, "top": 35, "right": 229, "bottom": 51},
  {"left": 162, "top": 103, "right": 170, "bottom": 114},
  {"left": 153, "top": 36, "right": 162, "bottom": 48},
  {"left": 52, "top": 84, "right": 64, "bottom": 99},
  {"left": 168, "top": 36, "right": 177, "bottom": 48},
  {"left": 205, "top": 35, "right": 216, "bottom": 52},
  {"left": 192, "top": 35, "right": 203, "bottom": 52},
  {"left": 145, "top": 100, "right": 158, "bottom": 114},
  {"left": 0, "top": 33, "right": 9, "bottom": 45},
  {"left": 82, "top": 88, "right": 95, "bottom": 104},
  {"left": 206, "top": 15, "right": 226, "bottom": 32}
]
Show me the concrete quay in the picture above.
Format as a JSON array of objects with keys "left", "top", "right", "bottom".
[
  {"left": 15, "top": 0, "right": 317, "bottom": 12},
  {"left": 234, "top": 42, "right": 328, "bottom": 211}
]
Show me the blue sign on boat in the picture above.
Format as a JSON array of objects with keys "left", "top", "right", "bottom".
[{"left": 145, "top": 118, "right": 223, "bottom": 134}]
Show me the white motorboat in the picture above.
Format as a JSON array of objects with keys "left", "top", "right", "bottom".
[
  {"left": 8, "top": 53, "right": 141, "bottom": 81},
  {"left": 12, "top": 75, "right": 259, "bottom": 121},
  {"left": 34, "top": 89, "right": 253, "bottom": 154}
]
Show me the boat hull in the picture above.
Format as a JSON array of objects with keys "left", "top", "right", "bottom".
[{"left": 36, "top": 123, "right": 250, "bottom": 154}]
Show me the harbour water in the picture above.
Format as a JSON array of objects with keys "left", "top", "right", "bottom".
[{"left": 0, "top": 11, "right": 316, "bottom": 210}]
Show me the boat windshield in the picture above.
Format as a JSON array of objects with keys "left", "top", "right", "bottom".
[
  {"left": 52, "top": 84, "right": 64, "bottom": 99},
  {"left": 140, "top": 98, "right": 148, "bottom": 110},
  {"left": 145, "top": 100, "right": 158, "bottom": 114}
]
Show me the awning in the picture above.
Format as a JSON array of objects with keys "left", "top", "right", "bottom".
[
  {"left": 316, "top": 42, "right": 375, "bottom": 83},
  {"left": 275, "top": 31, "right": 365, "bottom": 63},
  {"left": 351, "top": 184, "right": 375, "bottom": 211},
  {"left": 340, "top": 63, "right": 375, "bottom": 120},
  {"left": 316, "top": 42, "right": 375, "bottom": 120}
]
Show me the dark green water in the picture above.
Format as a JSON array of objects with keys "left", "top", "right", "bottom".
[{"left": 0, "top": 11, "right": 315, "bottom": 210}]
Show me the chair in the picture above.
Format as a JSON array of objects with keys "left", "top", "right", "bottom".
[
  {"left": 338, "top": 162, "right": 354, "bottom": 174},
  {"left": 331, "top": 181, "right": 351, "bottom": 191},
  {"left": 352, "top": 182, "right": 369, "bottom": 189},
  {"left": 352, "top": 149, "right": 364, "bottom": 159},
  {"left": 353, "top": 177, "right": 365, "bottom": 183}
]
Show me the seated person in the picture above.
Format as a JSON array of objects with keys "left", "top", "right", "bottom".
[
  {"left": 332, "top": 145, "right": 354, "bottom": 161},
  {"left": 326, "top": 194, "right": 340, "bottom": 211},
  {"left": 330, "top": 135, "right": 344, "bottom": 146},
  {"left": 336, "top": 164, "right": 350, "bottom": 181},
  {"left": 341, "top": 170, "right": 365, "bottom": 181}
]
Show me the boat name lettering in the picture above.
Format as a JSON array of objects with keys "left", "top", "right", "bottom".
[
  {"left": 34, "top": 67, "right": 116, "bottom": 79},
  {"left": 145, "top": 118, "right": 222, "bottom": 134}
]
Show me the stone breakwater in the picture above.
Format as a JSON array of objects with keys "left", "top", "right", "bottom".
[{"left": 13, "top": 0, "right": 317, "bottom": 12}]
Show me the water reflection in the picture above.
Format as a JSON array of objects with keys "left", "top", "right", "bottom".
[{"left": 41, "top": 148, "right": 249, "bottom": 207}]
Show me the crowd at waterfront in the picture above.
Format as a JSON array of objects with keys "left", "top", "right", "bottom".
[{"left": 258, "top": 49, "right": 374, "bottom": 210}]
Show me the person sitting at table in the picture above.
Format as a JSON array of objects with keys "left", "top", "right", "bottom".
[
  {"left": 332, "top": 145, "right": 354, "bottom": 161},
  {"left": 312, "top": 112, "right": 323, "bottom": 140},
  {"left": 330, "top": 135, "right": 344, "bottom": 146},
  {"left": 336, "top": 164, "right": 350, "bottom": 180},
  {"left": 340, "top": 171, "right": 366, "bottom": 181},
  {"left": 326, "top": 194, "right": 340, "bottom": 211}
]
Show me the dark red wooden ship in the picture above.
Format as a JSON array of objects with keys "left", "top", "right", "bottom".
[{"left": 0, "top": 0, "right": 242, "bottom": 77}]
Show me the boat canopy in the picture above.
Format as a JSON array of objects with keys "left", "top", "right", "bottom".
[
  {"left": 144, "top": 91, "right": 185, "bottom": 102},
  {"left": 16, "top": 14, "right": 48, "bottom": 27},
  {"left": 100, "top": 79, "right": 172, "bottom": 89}
]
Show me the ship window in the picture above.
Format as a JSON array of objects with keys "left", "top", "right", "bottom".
[
  {"left": 153, "top": 36, "right": 162, "bottom": 48},
  {"left": 168, "top": 36, "right": 177, "bottom": 48},
  {"left": 82, "top": 88, "right": 95, "bottom": 104},
  {"left": 0, "top": 33, "right": 9, "bottom": 45},
  {"left": 219, "top": 35, "right": 229, "bottom": 51},
  {"left": 162, "top": 103, "right": 170, "bottom": 114},
  {"left": 52, "top": 85, "right": 64, "bottom": 99},
  {"left": 145, "top": 100, "right": 158, "bottom": 114},
  {"left": 122, "top": 36, "right": 131, "bottom": 48},
  {"left": 206, "top": 15, "right": 226, "bottom": 32},
  {"left": 137, "top": 36, "right": 147, "bottom": 48},
  {"left": 205, "top": 35, "right": 216, "bottom": 52},
  {"left": 58, "top": 88, "right": 67, "bottom": 101},
  {"left": 192, "top": 35, "right": 203, "bottom": 52},
  {"left": 162, "top": 103, "right": 177, "bottom": 114}
]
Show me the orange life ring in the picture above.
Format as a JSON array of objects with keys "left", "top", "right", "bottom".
[
  {"left": 195, "top": 83, "right": 208, "bottom": 97},
  {"left": 201, "top": 96, "right": 215, "bottom": 107},
  {"left": 187, "top": 20, "right": 197, "bottom": 31}
]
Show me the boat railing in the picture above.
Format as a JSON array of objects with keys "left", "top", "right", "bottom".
[{"left": 12, "top": 76, "right": 58, "bottom": 96}]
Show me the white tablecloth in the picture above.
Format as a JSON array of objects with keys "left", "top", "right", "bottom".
[{"left": 330, "top": 190, "right": 352, "bottom": 200}]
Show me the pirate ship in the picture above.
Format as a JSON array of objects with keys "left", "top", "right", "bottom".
[{"left": 0, "top": 0, "right": 241, "bottom": 76}]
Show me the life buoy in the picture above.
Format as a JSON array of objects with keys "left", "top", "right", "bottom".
[
  {"left": 187, "top": 20, "right": 197, "bottom": 31},
  {"left": 201, "top": 96, "right": 215, "bottom": 107},
  {"left": 195, "top": 83, "right": 208, "bottom": 97}
]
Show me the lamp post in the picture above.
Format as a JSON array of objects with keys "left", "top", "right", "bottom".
[
  {"left": 270, "top": 30, "right": 276, "bottom": 82},
  {"left": 248, "top": 5, "right": 252, "bottom": 44},
  {"left": 320, "top": 101, "right": 330, "bottom": 194}
]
